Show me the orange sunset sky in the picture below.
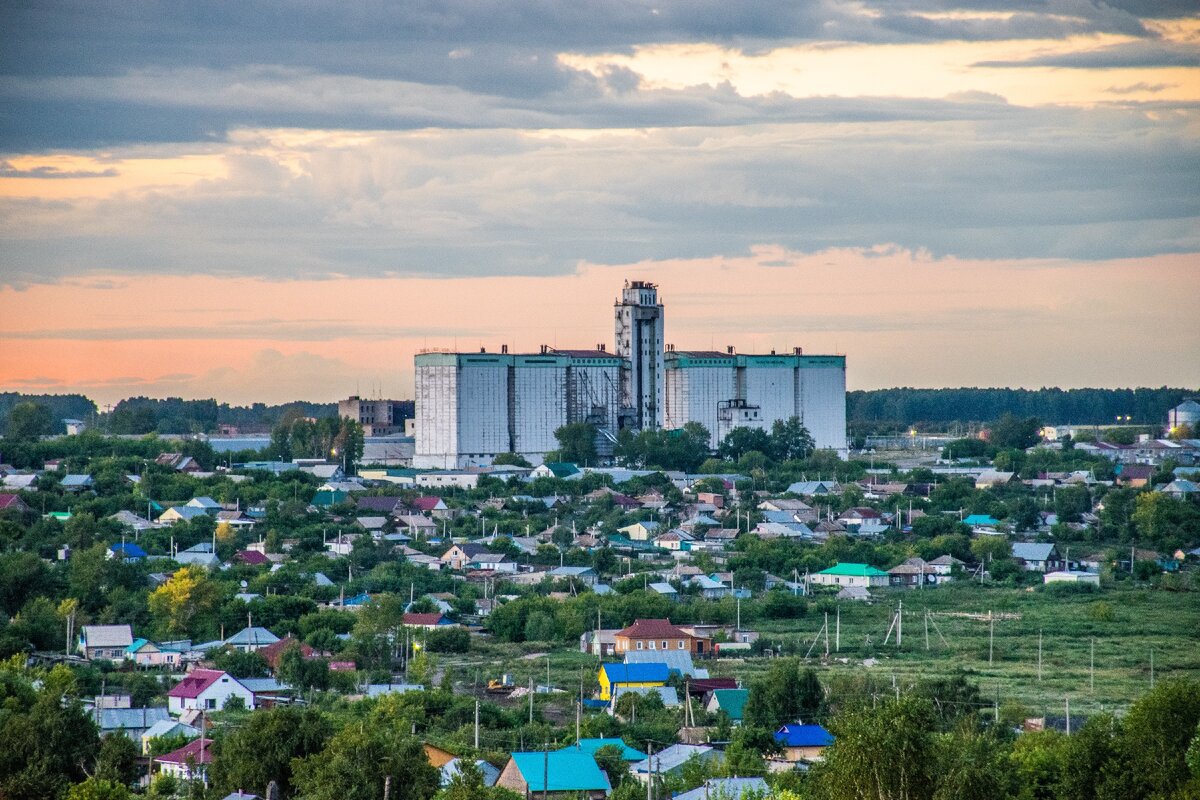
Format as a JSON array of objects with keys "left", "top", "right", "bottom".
[{"left": 1, "top": 3, "right": 1198, "bottom": 405}]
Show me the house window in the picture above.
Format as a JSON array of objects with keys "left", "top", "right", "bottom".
[
  {"left": 649, "top": 640, "right": 656, "bottom": 650},
  {"left": 636, "top": 641, "right": 643, "bottom": 650},
  {"left": 205, "top": 699, "right": 216, "bottom": 710},
  {"left": 662, "top": 640, "right": 668, "bottom": 650},
  {"left": 678, "top": 641, "right": 685, "bottom": 650}
]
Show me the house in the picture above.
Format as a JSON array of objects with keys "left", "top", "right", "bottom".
[
  {"left": 774, "top": 724, "right": 834, "bottom": 762},
  {"left": 61, "top": 474, "right": 95, "bottom": 492},
  {"left": 173, "top": 542, "right": 220, "bottom": 568},
  {"left": 310, "top": 489, "right": 349, "bottom": 508},
  {"left": 410, "top": 496, "right": 450, "bottom": 516},
  {"left": 108, "top": 542, "right": 148, "bottom": 561},
  {"left": 684, "top": 575, "right": 729, "bottom": 599},
  {"left": 1044, "top": 571, "right": 1100, "bottom": 587},
  {"left": 1115, "top": 464, "right": 1155, "bottom": 488},
  {"left": 888, "top": 557, "right": 937, "bottom": 588},
  {"left": 469, "top": 552, "right": 516, "bottom": 573},
  {"left": 185, "top": 496, "right": 222, "bottom": 513},
  {"left": 0, "top": 493, "right": 31, "bottom": 513},
  {"left": 531, "top": 462, "right": 580, "bottom": 479},
  {"left": 580, "top": 629, "right": 620, "bottom": 657},
  {"left": 785, "top": 480, "right": 840, "bottom": 497},
  {"left": 1012, "top": 543, "right": 1064, "bottom": 573},
  {"left": 440, "top": 543, "right": 492, "bottom": 570},
  {"left": 559, "top": 737, "right": 646, "bottom": 762},
  {"left": 647, "top": 582, "right": 678, "bottom": 601},
  {"left": 156, "top": 453, "right": 203, "bottom": 473},
  {"left": 109, "top": 510, "right": 156, "bottom": 531},
  {"left": 325, "top": 533, "right": 361, "bottom": 557},
  {"left": 1159, "top": 479, "right": 1199, "bottom": 498},
  {"left": 224, "top": 626, "right": 280, "bottom": 652},
  {"left": 94, "top": 705, "right": 171, "bottom": 740},
  {"left": 654, "top": 529, "right": 694, "bottom": 551},
  {"left": 140, "top": 719, "right": 200, "bottom": 755},
  {"left": 706, "top": 688, "right": 749, "bottom": 723},
  {"left": 155, "top": 738, "right": 213, "bottom": 782},
  {"left": 440, "top": 758, "right": 500, "bottom": 788},
  {"left": 614, "top": 618, "right": 707, "bottom": 656},
  {"left": 79, "top": 624, "right": 134, "bottom": 661},
  {"left": 963, "top": 514, "right": 1002, "bottom": 530},
  {"left": 975, "top": 471, "right": 1016, "bottom": 489},
  {"left": 838, "top": 507, "right": 882, "bottom": 530},
  {"left": 928, "top": 555, "right": 965, "bottom": 582},
  {"left": 232, "top": 549, "right": 270, "bottom": 566},
  {"left": 625, "top": 649, "right": 704, "bottom": 678},
  {"left": 546, "top": 565, "right": 598, "bottom": 586},
  {"left": 168, "top": 670, "right": 256, "bottom": 713},
  {"left": 256, "top": 636, "right": 318, "bottom": 671},
  {"left": 496, "top": 750, "right": 611, "bottom": 799},
  {"left": 809, "top": 563, "right": 890, "bottom": 589},
  {"left": 402, "top": 612, "right": 455, "bottom": 629},
  {"left": 158, "top": 505, "right": 210, "bottom": 525},
  {"left": 836, "top": 586, "right": 873, "bottom": 602},
  {"left": 617, "top": 521, "right": 661, "bottom": 541},
  {"left": 631, "top": 744, "right": 717, "bottom": 783},
  {"left": 598, "top": 662, "right": 669, "bottom": 701},
  {"left": 676, "top": 778, "right": 769, "bottom": 800},
  {"left": 125, "top": 638, "right": 182, "bottom": 668}
]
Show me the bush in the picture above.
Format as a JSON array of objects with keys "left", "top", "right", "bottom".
[{"left": 425, "top": 626, "right": 471, "bottom": 653}]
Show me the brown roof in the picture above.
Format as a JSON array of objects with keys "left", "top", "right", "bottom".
[
  {"left": 258, "top": 636, "right": 317, "bottom": 670},
  {"left": 403, "top": 612, "right": 447, "bottom": 627},
  {"left": 616, "top": 618, "right": 690, "bottom": 640}
]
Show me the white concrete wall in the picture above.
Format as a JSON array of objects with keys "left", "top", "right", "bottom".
[
  {"left": 512, "top": 359, "right": 567, "bottom": 460},
  {"left": 799, "top": 362, "right": 848, "bottom": 455}
]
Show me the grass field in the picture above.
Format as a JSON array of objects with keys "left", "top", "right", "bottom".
[{"left": 442, "top": 582, "right": 1200, "bottom": 725}]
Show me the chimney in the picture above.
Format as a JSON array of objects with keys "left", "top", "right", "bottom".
[
  {"left": 540, "top": 344, "right": 548, "bottom": 354},
  {"left": 479, "top": 347, "right": 486, "bottom": 353},
  {"left": 501, "top": 344, "right": 508, "bottom": 354},
  {"left": 793, "top": 346, "right": 803, "bottom": 355},
  {"left": 770, "top": 349, "right": 776, "bottom": 355},
  {"left": 727, "top": 345, "right": 735, "bottom": 354}
]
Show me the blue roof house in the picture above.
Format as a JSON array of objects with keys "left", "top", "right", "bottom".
[
  {"left": 775, "top": 723, "right": 834, "bottom": 762},
  {"left": 497, "top": 751, "right": 611, "bottom": 798}
]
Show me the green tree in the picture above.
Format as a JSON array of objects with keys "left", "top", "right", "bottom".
[
  {"left": 813, "top": 695, "right": 936, "bottom": 800},
  {"left": 64, "top": 779, "right": 131, "bottom": 800},
  {"left": 718, "top": 427, "right": 772, "bottom": 462},
  {"left": 934, "top": 727, "right": 1014, "bottom": 800},
  {"left": 95, "top": 734, "right": 141, "bottom": 787},
  {"left": 988, "top": 414, "right": 1041, "bottom": 450},
  {"left": 1118, "top": 678, "right": 1200, "bottom": 797},
  {"left": 5, "top": 402, "right": 55, "bottom": 440},
  {"left": 211, "top": 649, "right": 270, "bottom": 678},
  {"left": 291, "top": 726, "right": 439, "bottom": 800},
  {"left": 210, "top": 706, "right": 332, "bottom": 799},
  {"left": 552, "top": 423, "right": 598, "bottom": 465},
  {"left": 770, "top": 417, "right": 816, "bottom": 461},
  {"left": 592, "top": 744, "right": 630, "bottom": 789},
  {"left": 743, "top": 659, "right": 822, "bottom": 729}
]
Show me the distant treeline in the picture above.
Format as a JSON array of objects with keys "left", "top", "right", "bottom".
[
  {"left": 849, "top": 387, "right": 1195, "bottom": 430},
  {"left": 0, "top": 393, "right": 97, "bottom": 435},
  {"left": 106, "top": 397, "right": 338, "bottom": 434}
]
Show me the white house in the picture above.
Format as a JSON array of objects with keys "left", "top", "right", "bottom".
[{"left": 167, "top": 670, "right": 256, "bottom": 714}]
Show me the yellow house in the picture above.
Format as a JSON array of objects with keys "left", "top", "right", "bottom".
[{"left": 597, "top": 662, "right": 670, "bottom": 701}]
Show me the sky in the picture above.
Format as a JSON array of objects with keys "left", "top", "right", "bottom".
[{"left": 0, "top": 1, "right": 1197, "bottom": 406}]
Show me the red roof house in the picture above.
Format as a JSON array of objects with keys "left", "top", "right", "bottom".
[
  {"left": 402, "top": 612, "right": 454, "bottom": 629},
  {"left": 0, "top": 494, "right": 30, "bottom": 513},
  {"left": 156, "top": 738, "right": 213, "bottom": 781},
  {"left": 256, "top": 636, "right": 318, "bottom": 671},
  {"left": 233, "top": 549, "right": 270, "bottom": 566}
]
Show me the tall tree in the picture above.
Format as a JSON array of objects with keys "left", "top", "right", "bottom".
[
  {"left": 770, "top": 417, "right": 816, "bottom": 461},
  {"left": 291, "top": 726, "right": 438, "bottom": 800},
  {"left": 553, "top": 423, "right": 598, "bottom": 465},
  {"left": 209, "top": 706, "right": 332, "bottom": 799},
  {"left": 4, "top": 402, "right": 54, "bottom": 440},
  {"left": 813, "top": 695, "right": 937, "bottom": 800}
]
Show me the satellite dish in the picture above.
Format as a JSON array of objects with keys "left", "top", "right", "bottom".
[{"left": 240, "top": 580, "right": 248, "bottom": 589}]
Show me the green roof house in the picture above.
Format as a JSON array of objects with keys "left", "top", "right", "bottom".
[
  {"left": 810, "top": 562, "right": 890, "bottom": 589},
  {"left": 706, "top": 688, "right": 749, "bottom": 723},
  {"left": 497, "top": 751, "right": 611, "bottom": 798}
]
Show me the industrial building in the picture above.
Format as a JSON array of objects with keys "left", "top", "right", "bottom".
[{"left": 414, "top": 281, "right": 847, "bottom": 468}]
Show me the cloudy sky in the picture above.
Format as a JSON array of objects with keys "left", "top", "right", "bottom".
[{"left": 1, "top": 1, "right": 1197, "bottom": 405}]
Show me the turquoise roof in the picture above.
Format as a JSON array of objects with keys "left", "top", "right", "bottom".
[
  {"left": 711, "top": 688, "right": 749, "bottom": 721},
  {"left": 816, "top": 562, "right": 889, "bottom": 577},
  {"left": 510, "top": 751, "right": 611, "bottom": 792},
  {"left": 963, "top": 514, "right": 1000, "bottom": 526},
  {"left": 560, "top": 737, "right": 647, "bottom": 762}
]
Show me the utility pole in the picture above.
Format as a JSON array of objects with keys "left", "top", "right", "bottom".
[
  {"left": 824, "top": 611, "right": 829, "bottom": 657},
  {"left": 1150, "top": 648, "right": 1155, "bottom": 689},
  {"left": 529, "top": 676, "right": 534, "bottom": 724},
  {"left": 1090, "top": 638, "right": 1095, "bottom": 693},
  {"left": 576, "top": 699, "right": 581, "bottom": 744},
  {"left": 836, "top": 605, "right": 841, "bottom": 653},
  {"left": 1038, "top": 629, "right": 1042, "bottom": 681},
  {"left": 645, "top": 742, "right": 654, "bottom": 800},
  {"left": 542, "top": 743, "right": 549, "bottom": 800},
  {"left": 383, "top": 776, "right": 390, "bottom": 800},
  {"left": 1065, "top": 696, "right": 1071, "bottom": 735},
  {"left": 988, "top": 611, "right": 994, "bottom": 666},
  {"left": 474, "top": 700, "right": 480, "bottom": 749},
  {"left": 897, "top": 599, "right": 903, "bottom": 649}
]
